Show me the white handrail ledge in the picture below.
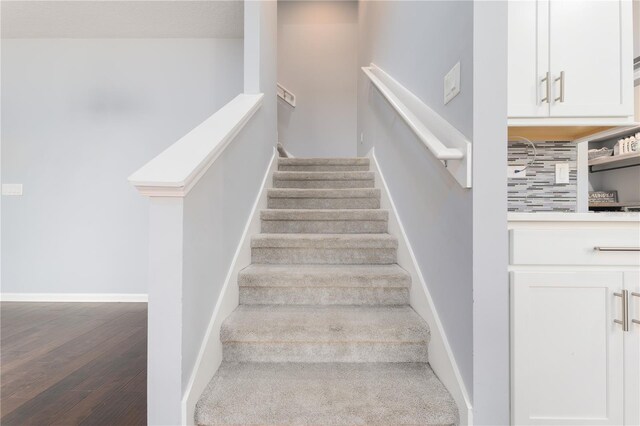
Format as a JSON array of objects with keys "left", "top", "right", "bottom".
[
  {"left": 362, "top": 67, "right": 462, "bottom": 161},
  {"left": 129, "top": 93, "right": 264, "bottom": 197},
  {"left": 362, "top": 63, "right": 472, "bottom": 188}
]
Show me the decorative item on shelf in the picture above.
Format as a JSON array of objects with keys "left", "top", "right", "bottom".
[
  {"left": 588, "top": 147, "right": 613, "bottom": 160},
  {"left": 589, "top": 191, "right": 618, "bottom": 205},
  {"left": 614, "top": 132, "right": 639, "bottom": 156},
  {"left": 588, "top": 191, "right": 628, "bottom": 212}
]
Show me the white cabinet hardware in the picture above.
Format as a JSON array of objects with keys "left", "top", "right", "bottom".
[{"left": 594, "top": 246, "right": 640, "bottom": 252}]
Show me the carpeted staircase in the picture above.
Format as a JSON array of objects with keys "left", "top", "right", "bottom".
[{"left": 195, "top": 157, "right": 458, "bottom": 425}]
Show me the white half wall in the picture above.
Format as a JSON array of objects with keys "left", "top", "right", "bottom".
[
  {"left": 1, "top": 38, "right": 243, "bottom": 296},
  {"left": 278, "top": 1, "right": 358, "bottom": 157}
]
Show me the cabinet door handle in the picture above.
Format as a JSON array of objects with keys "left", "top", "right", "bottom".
[
  {"left": 554, "top": 71, "right": 565, "bottom": 103},
  {"left": 632, "top": 292, "right": 640, "bottom": 326},
  {"left": 594, "top": 246, "right": 640, "bottom": 252},
  {"left": 541, "top": 72, "right": 551, "bottom": 103},
  {"left": 614, "top": 290, "right": 629, "bottom": 331}
]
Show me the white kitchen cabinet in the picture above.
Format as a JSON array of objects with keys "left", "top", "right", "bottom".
[
  {"left": 508, "top": 0, "right": 634, "bottom": 122},
  {"left": 625, "top": 271, "right": 640, "bottom": 426},
  {"left": 509, "top": 214, "right": 640, "bottom": 425},
  {"left": 511, "top": 271, "right": 625, "bottom": 425}
]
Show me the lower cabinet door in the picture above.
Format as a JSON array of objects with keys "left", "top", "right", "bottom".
[
  {"left": 625, "top": 271, "right": 640, "bottom": 426},
  {"left": 511, "top": 271, "right": 625, "bottom": 425}
]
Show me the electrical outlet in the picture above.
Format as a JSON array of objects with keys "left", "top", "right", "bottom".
[
  {"left": 508, "top": 166, "right": 526, "bottom": 178},
  {"left": 2, "top": 184, "right": 23, "bottom": 196},
  {"left": 555, "top": 163, "right": 570, "bottom": 184},
  {"left": 444, "top": 62, "right": 461, "bottom": 104}
]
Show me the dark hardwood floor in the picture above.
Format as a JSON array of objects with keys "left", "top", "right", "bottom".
[{"left": 1, "top": 302, "right": 147, "bottom": 425}]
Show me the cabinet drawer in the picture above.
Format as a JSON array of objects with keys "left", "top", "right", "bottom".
[{"left": 510, "top": 228, "right": 640, "bottom": 266}]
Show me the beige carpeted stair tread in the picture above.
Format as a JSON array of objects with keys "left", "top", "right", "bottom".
[
  {"left": 195, "top": 362, "right": 459, "bottom": 425},
  {"left": 238, "top": 264, "right": 410, "bottom": 288}
]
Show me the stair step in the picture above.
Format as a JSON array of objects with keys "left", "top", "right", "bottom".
[
  {"left": 221, "top": 305, "right": 429, "bottom": 362},
  {"left": 238, "top": 264, "right": 411, "bottom": 305},
  {"left": 273, "top": 171, "right": 375, "bottom": 189},
  {"left": 195, "top": 362, "right": 458, "bottom": 425},
  {"left": 261, "top": 209, "right": 388, "bottom": 233},
  {"left": 279, "top": 157, "right": 370, "bottom": 171},
  {"left": 267, "top": 188, "right": 380, "bottom": 209},
  {"left": 251, "top": 233, "right": 398, "bottom": 264}
]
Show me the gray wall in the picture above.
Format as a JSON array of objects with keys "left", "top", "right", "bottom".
[
  {"left": 181, "top": 0, "right": 278, "bottom": 394},
  {"left": 357, "top": 0, "right": 474, "bottom": 395},
  {"left": 278, "top": 1, "right": 358, "bottom": 157},
  {"left": 508, "top": 142, "right": 578, "bottom": 212},
  {"left": 1, "top": 38, "right": 243, "bottom": 295}
]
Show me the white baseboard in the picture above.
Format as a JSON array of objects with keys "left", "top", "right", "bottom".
[
  {"left": 0, "top": 293, "right": 148, "bottom": 302},
  {"left": 367, "top": 148, "right": 473, "bottom": 425},
  {"left": 181, "top": 149, "right": 278, "bottom": 425}
]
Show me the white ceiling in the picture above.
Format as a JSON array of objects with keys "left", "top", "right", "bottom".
[{"left": 1, "top": 1, "right": 244, "bottom": 38}]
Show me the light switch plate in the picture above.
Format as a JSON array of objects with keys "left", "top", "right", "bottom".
[
  {"left": 444, "top": 62, "right": 461, "bottom": 104},
  {"left": 555, "top": 163, "right": 570, "bottom": 184},
  {"left": 2, "top": 184, "right": 23, "bottom": 196},
  {"left": 508, "top": 165, "right": 527, "bottom": 178}
]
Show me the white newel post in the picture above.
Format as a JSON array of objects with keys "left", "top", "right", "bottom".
[{"left": 147, "top": 196, "right": 184, "bottom": 425}]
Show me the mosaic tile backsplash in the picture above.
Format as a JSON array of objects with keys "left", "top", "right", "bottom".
[{"left": 508, "top": 141, "right": 577, "bottom": 212}]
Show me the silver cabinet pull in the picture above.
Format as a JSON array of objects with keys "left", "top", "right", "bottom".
[
  {"left": 632, "top": 292, "right": 640, "bottom": 326},
  {"left": 614, "top": 290, "right": 629, "bottom": 331},
  {"left": 541, "top": 72, "right": 551, "bottom": 103},
  {"left": 554, "top": 71, "right": 565, "bottom": 102},
  {"left": 594, "top": 247, "right": 640, "bottom": 252}
]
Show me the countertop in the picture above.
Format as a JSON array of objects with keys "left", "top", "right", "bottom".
[{"left": 508, "top": 212, "right": 640, "bottom": 222}]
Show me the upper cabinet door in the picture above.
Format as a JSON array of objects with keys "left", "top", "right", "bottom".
[
  {"left": 508, "top": 0, "right": 550, "bottom": 118},
  {"left": 548, "top": 0, "right": 634, "bottom": 118}
]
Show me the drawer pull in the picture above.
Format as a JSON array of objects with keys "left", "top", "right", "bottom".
[
  {"left": 614, "top": 290, "right": 629, "bottom": 331},
  {"left": 594, "top": 246, "right": 640, "bottom": 252}
]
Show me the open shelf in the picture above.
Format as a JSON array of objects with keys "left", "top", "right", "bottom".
[
  {"left": 589, "top": 200, "right": 640, "bottom": 211},
  {"left": 588, "top": 151, "right": 640, "bottom": 173}
]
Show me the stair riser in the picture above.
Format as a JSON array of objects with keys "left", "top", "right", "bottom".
[
  {"left": 261, "top": 220, "right": 388, "bottom": 234},
  {"left": 239, "top": 287, "right": 410, "bottom": 305},
  {"left": 273, "top": 180, "right": 375, "bottom": 189},
  {"left": 252, "top": 248, "right": 397, "bottom": 265},
  {"left": 279, "top": 165, "right": 369, "bottom": 172},
  {"left": 267, "top": 197, "right": 380, "bottom": 209},
  {"left": 222, "top": 342, "right": 428, "bottom": 363}
]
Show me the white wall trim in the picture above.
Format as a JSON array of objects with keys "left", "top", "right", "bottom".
[
  {"left": 0, "top": 293, "right": 148, "bottom": 302},
  {"left": 368, "top": 148, "right": 473, "bottom": 425},
  {"left": 181, "top": 149, "right": 278, "bottom": 425}
]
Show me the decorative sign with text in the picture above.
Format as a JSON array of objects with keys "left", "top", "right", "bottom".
[{"left": 589, "top": 191, "right": 618, "bottom": 204}]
